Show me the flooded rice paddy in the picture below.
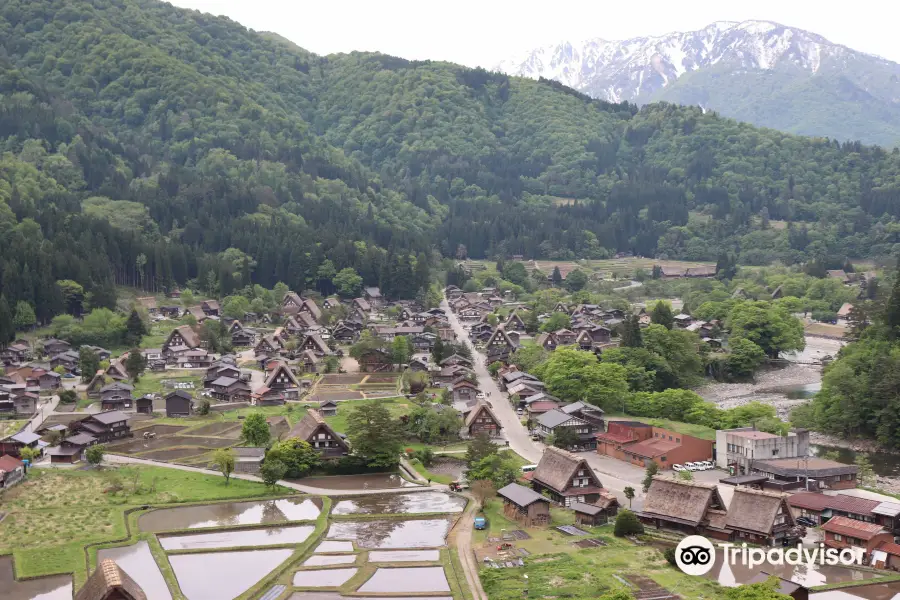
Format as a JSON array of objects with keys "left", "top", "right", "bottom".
[
  {"left": 708, "top": 552, "right": 879, "bottom": 588},
  {"left": 0, "top": 556, "right": 72, "bottom": 600},
  {"left": 358, "top": 567, "right": 450, "bottom": 593},
  {"left": 292, "top": 568, "right": 359, "bottom": 587},
  {"left": 326, "top": 518, "right": 451, "bottom": 548},
  {"left": 313, "top": 541, "right": 355, "bottom": 553},
  {"left": 160, "top": 524, "right": 314, "bottom": 550},
  {"left": 812, "top": 581, "right": 900, "bottom": 599},
  {"left": 367, "top": 550, "right": 441, "bottom": 562},
  {"left": 169, "top": 548, "right": 294, "bottom": 600},
  {"left": 109, "top": 435, "right": 235, "bottom": 453},
  {"left": 139, "top": 498, "right": 322, "bottom": 532},
  {"left": 291, "top": 473, "right": 416, "bottom": 490},
  {"left": 331, "top": 491, "right": 465, "bottom": 515},
  {"left": 303, "top": 555, "right": 358, "bottom": 566},
  {"left": 97, "top": 541, "right": 172, "bottom": 600}
]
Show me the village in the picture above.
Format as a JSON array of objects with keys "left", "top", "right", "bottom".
[{"left": 0, "top": 261, "right": 894, "bottom": 600}]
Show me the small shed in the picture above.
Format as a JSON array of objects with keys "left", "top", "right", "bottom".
[
  {"left": 233, "top": 447, "right": 266, "bottom": 474},
  {"left": 135, "top": 396, "right": 154, "bottom": 415},
  {"left": 496, "top": 483, "right": 551, "bottom": 527},
  {"left": 318, "top": 399, "right": 338, "bottom": 417},
  {"left": 572, "top": 494, "right": 619, "bottom": 526},
  {"left": 165, "top": 390, "right": 193, "bottom": 418}
]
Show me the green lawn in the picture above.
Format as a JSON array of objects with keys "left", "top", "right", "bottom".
[
  {"left": 322, "top": 397, "right": 412, "bottom": 433},
  {"left": 131, "top": 371, "right": 202, "bottom": 398},
  {"left": 0, "top": 419, "right": 25, "bottom": 438},
  {"left": 0, "top": 466, "right": 284, "bottom": 585}
]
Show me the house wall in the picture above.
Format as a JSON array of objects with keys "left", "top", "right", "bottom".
[
  {"left": 501, "top": 499, "right": 550, "bottom": 526},
  {"left": 716, "top": 429, "right": 810, "bottom": 472}
]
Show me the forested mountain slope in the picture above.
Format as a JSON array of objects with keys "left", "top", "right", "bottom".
[{"left": 2, "top": 0, "right": 900, "bottom": 323}]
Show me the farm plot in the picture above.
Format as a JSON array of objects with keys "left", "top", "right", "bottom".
[
  {"left": 108, "top": 435, "right": 236, "bottom": 454},
  {"left": 185, "top": 422, "right": 243, "bottom": 437},
  {"left": 320, "top": 374, "right": 367, "bottom": 385}
]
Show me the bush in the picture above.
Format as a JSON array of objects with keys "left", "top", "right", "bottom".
[
  {"left": 85, "top": 444, "right": 105, "bottom": 466},
  {"left": 415, "top": 447, "right": 435, "bottom": 467},
  {"left": 664, "top": 547, "right": 677, "bottom": 566},
  {"left": 197, "top": 399, "right": 211, "bottom": 415},
  {"left": 613, "top": 509, "right": 644, "bottom": 537}
]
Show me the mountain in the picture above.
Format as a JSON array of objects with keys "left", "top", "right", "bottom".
[
  {"left": 2, "top": 0, "right": 900, "bottom": 330},
  {"left": 496, "top": 21, "right": 900, "bottom": 146}
]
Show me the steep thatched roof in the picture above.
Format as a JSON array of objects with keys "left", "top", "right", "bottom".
[
  {"left": 726, "top": 487, "right": 794, "bottom": 535},
  {"left": 287, "top": 408, "right": 347, "bottom": 450},
  {"left": 464, "top": 402, "right": 501, "bottom": 428},
  {"left": 264, "top": 362, "right": 300, "bottom": 388},
  {"left": 532, "top": 447, "right": 600, "bottom": 493},
  {"left": 75, "top": 559, "right": 147, "bottom": 600},
  {"left": 641, "top": 476, "right": 725, "bottom": 526}
]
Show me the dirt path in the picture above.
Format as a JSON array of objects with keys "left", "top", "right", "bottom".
[{"left": 448, "top": 494, "right": 488, "bottom": 600}]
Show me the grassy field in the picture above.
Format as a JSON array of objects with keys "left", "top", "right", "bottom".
[
  {"left": 0, "top": 466, "right": 281, "bottom": 584},
  {"left": 605, "top": 416, "right": 717, "bottom": 441},
  {"left": 322, "top": 397, "right": 412, "bottom": 433},
  {"left": 131, "top": 370, "right": 202, "bottom": 398},
  {"left": 473, "top": 498, "right": 723, "bottom": 599},
  {"left": 805, "top": 322, "right": 847, "bottom": 337},
  {"left": 0, "top": 419, "right": 26, "bottom": 438}
]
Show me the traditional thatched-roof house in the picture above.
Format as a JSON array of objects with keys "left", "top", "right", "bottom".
[
  {"left": 287, "top": 408, "right": 349, "bottom": 458},
  {"left": 639, "top": 476, "right": 729, "bottom": 538},
  {"left": 162, "top": 325, "right": 201, "bottom": 353},
  {"left": 75, "top": 559, "right": 147, "bottom": 600},
  {"left": 300, "top": 334, "right": 330, "bottom": 357},
  {"left": 464, "top": 402, "right": 502, "bottom": 438},
  {"left": 531, "top": 447, "right": 605, "bottom": 507},
  {"left": 264, "top": 362, "right": 302, "bottom": 400},
  {"left": 726, "top": 487, "right": 800, "bottom": 546}
]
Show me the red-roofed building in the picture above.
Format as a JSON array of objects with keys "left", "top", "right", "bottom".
[
  {"left": 822, "top": 516, "right": 891, "bottom": 559},
  {"left": 596, "top": 421, "right": 714, "bottom": 469},
  {"left": 0, "top": 454, "right": 25, "bottom": 488},
  {"left": 788, "top": 493, "right": 880, "bottom": 525},
  {"left": 872, "top": 542, "right": 900, "bottom": 570}
]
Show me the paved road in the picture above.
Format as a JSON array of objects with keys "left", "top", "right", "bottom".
[
  {"left": 442, "top": 298, "right": 650, "bottom": 509},
  {"left": 613, "top": 280, "right": 643, "bottom": 291},
  {"left": 25, "top": 393, "right": 60, "bottom": 432},
  {"left": 442, "top": 298, "right": 541, "bottom": 465}
]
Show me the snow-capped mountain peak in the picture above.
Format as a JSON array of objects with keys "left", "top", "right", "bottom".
[{"left": 495, "top": 20, "right": 849, "bottom": 102}]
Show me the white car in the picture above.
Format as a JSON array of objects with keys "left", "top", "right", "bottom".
[
  {"left": 701, "top": 460, "right": 715, "bottom": 470},
  {"left": 672, "top": 464, "right": 685, "bottom": 472},
  {"left": 476, "top": 392, "right": 486, "bottom": 400},
  {"left": 684, "top": 462, "right": 699, "bottom": 471}
]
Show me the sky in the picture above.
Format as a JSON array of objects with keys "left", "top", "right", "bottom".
[{"left": 169, "top": 0, "right": 900, "bottom": 67}]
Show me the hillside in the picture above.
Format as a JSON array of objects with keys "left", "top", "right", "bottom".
[
  {"left": 497, "top": 21, "right": 900, "bottom": 147},
  {"left": 2, "top": 0, "right": 900, "bottom": 326}
]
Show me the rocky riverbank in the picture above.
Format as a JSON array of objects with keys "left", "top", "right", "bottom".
[{"left": 696, "top": 363, "right": 822, "bottom": 420}]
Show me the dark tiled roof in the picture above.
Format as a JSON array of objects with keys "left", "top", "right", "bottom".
[{"left": 497, "top": 483, "right": 547, "bottom": 507}]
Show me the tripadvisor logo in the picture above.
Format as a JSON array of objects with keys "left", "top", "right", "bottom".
[{"left": 674, "top": 535, "right": 865, "bottom": 577}]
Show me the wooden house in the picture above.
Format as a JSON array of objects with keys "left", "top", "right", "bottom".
[
  {"left": 299, "top": 350, "right": 320, "bottom": 373},
  {"left": 356, "top": 348, "right": 392, "bottom": 372},
  {"left": 559, "top": 402, "right": 605, "bottom": 429},
  {"left": 164, "top": 390, "right": 193, "bottom": 418},
  {"left": 823, "top": 516, "right": 892, "bottom": 561},
  {"left": 0, "top": 430, "right": 42, "bottom": 459},
  {"left": 505, "top": 311, "right": 527, "bottom": 331},
  {"left": 264, "top": 362, "right": 302, "bottom": 399},
  {"left": 440, "top": 354, "right": 472, "bottom": 368},
  {"left": 553, "top": 329, "right": 577, "bottom": 346},
  {"left": 572, "top": 494, "right": 619, "bottom": 526},
  {"left": 204, "top": 363, "right": 241, "bottom": 388},
  {"left": 201, "top": 300, "right": 220, "bottom": 316},
  {"left": 497, "top": 483, "right": 551, "bottom": 527},
  {"left": 252, "top": 386, "right": 285, "bottom": 407},
  {"left": 725, "top": 487, "right": 800, "bottom": 546},
  {"left": 162, "top": 325, "right": 201, "bottom": 355},
  {"left": 331, "top": 322, "right": 359, "bottom": 343},
  {"left": 534, "top": 332, "right": 558, "bottom": 351},
  {"left": 282, "top": 291, "right": 304, "bottom": 313},
  {"left": 0, "top": 454, "right": 26, "bottom": 489},
  {"left": 363, "top": 287, "right": 382, "bottom": 306},
  {"left": 287, "top": 408, "right": 349, "bottom": 458},
  {"left": 71, "top": 411, "right": 131, "bottom": 443},
  {"left": 211, "top": 377, "right": 251, "bottom": 402},
  {"left": 639, "top": 477, "right": 730, "bottom": 539},
  {"left": 530, "top": 447, "right": 605, "bottom": 507},
  {"left": 464, "top": 402, "right": 502, "bottom": 438},
  {"left": 42, "top": 338, "right": 71, "bottom": 355},
  {"left": 300, "top": 334, "right": 331, "bottom": 357},
  {"left": 254, "top": 334, "right": 283, "bottom": 357},
  {"left": 449, "top": 379, "right": 480, "bottom": 406},
  {"left": 99, "top": 382, "right": 134, "bottom": 411},
  {"left": 533, "top": 409, "right": 597, "bottom": 451},
  {"left": 75, "top": 560, "right": 147, "bottom": 600}
]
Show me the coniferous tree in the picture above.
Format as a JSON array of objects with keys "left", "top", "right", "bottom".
[
  {"left": 551, "top": 267, "right": 563, "bottom": 287},
  {"left": 650, "top": 302, "right": 674, "bottom": 329},
  {"left": 886, "top": 272, "right": 900, "bottom": 337},
  {"left": 0, "top": 295, "right": 14, "bottom": 348},
  {"left": 620, "top": 315, "right": 643, "bottom": 348},
  {"left": 125, "top": 309, "right": 147, "bottom": 346}
]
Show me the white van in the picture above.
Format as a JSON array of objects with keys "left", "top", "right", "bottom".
[{"left": 521, "top": 464, "right": 538, "bottom": 473}]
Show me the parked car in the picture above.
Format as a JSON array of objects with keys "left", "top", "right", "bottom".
[
  {"left": 701, "top": 461, "right": 715, "bottom": 470},
  {"left": 476, "top": 392, "right": 486, "bottom": 400},
  {"left": 796, "top": 516, "right": 817, "bottom": 527},
  {"left": 684, "top": 462, "right": 699, "bottom": 471},
  {"left": 474, "top": 516, "right": 487, "bottom": 530},
  {"left": 672, "top": 464, "right": 685, "bottom": 472},
  {"left": 516, "top": 407, "right": 523, "bottom": 415}
]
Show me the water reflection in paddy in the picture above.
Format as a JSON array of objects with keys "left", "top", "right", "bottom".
[
  {"left": 170, "top": 549, "right": 293, "bottom": 600},
  {"left": 812, "top": 581, "right": 900, "bottom": 599},
  {"left": 139, "top": 498, "right": 321, "bottom": 532},
  {"left": 97, "top": 541, "right": 172, "bottom": 600},
  {"left": 331, "top": 492, "right": 465, "bottom": 515},
  {"left": 292, "top": 568, "right": 358, "bottom": 587},
  {"left": 368, "top": 550, "right": 440, "bottom": 562},
  {"left": 313, "top": 541, "right": 354, "bottom": 553},
  {"left": 358, "top": 567, "right": 450, "bottom": 593},
  {"left": 326, "top": 519, "right": 451, "bottom": 549},
  {"left": 0, "top": 556, "right": 72, "bottom": 600},
  {"left": 160, "top": 524, "right": 314, "bottom": 550}
]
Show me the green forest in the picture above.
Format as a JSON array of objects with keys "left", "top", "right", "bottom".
[{"left": 3, "top": 0, "right": 900, "bottom": 325}]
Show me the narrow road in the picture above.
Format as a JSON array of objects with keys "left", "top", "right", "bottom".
[
  {"left": 613, "top": 280, "right": 643, "bottom": 291},
  {"left": 442, "top": 296, "right": 646, "bottom": 509},
  {"left": 26, "top": 393, "right": 60, "bottom": 432},
  {"left": 442, "top": 299, "right": 541, "bottom": 465},
  {"left": 448, "top": 494, "right": 488, "bottom": 600}
]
